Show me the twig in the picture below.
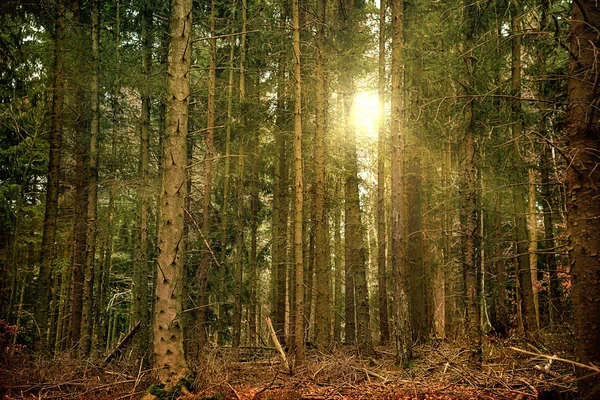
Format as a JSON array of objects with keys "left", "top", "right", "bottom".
[
  {"left": 226, "top": 381, "right": 241, "bottom": 400},
  {"left": 254, "top": 372, "right": 279, "bottom": 396},
  {"left": 266, "top": 317, "right": 292, "bottom": 375}
]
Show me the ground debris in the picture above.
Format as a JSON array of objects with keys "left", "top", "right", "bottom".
[{"left": 1, "top": 333, "right": 578, "bottom": 399}]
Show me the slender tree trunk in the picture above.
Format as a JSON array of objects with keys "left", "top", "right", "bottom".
[
  {"left": 341, "top": 81, "right": 356, "bottom": 346},
  {"left": 460, "top": 0, "right": 481, "bottom": 353},
  {"left": 442, "top": 139, "right": 453, "bottom": 339},
  {"left": 333, "top": 180, "right": 343, "bottom": 343},
  {"left": 540, "top": 147, "right": 561, "bottom": 325},
  {"left": 232, "top": 148, "right": 245, "bottom": 347},
  {"left": 249, "top": 129, "right": 259, "bottom": 346},
  {"left": 494, "top": 199, "right": 509, "bottom": 335},
  {"left": 151, "top": 0, "right": 192, "bottom": 386},
  {"left": 510, "top": 0, "right": 536, "bottom": 333},
  {"left": 272, "top": 46, "right": 289, "bottom": 346},
  {"left": 313, "top": 0, "right": 330, "bottom": 348},
  {"left": 377, "top": 0, "right": 390, "bottom": 345},
  {"left": 132, "top": 0, "right": 151, "bottom": 357},
  {"left": 407, "top": 155, "right": 426, "bottom": 342},
  {"left": 567, "top": 1, "right": 600, "bottom": 396},
  {"left": 36, "top": 0, "right": 65, "bottom": 350},
  {"left": 292, "top": 0, "right": 305, "bottom": 365},
  {"left": 390, "top": 0, "right": 411, "bottom": 366},
  {"left": 205, "top": 0, "right": 219, "bottom": 346},
  {"left": 80, "top": 0, "right": 101, "bottom": 357},
  {"left": 69, "top": 0, "right": 87, "bottom": 350},
  {"left": 217, "top": 6, "right": 236, "bottom": 347},
  {"left": 527, "top": 168, "right": 540, "bottom": 327}
]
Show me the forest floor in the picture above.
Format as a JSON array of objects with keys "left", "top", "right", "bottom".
[{"left": 0, "top": 330, "right": 579, "bottom": 399}]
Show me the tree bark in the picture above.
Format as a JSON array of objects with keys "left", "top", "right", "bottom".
[
  {"left": 510, "top": 0, "right": 536, "bottom": 333},
  {"left": 377, "top": 0, "right": 390, "bottom": 346},
  {"left": 567, "top": 0, "right": 600, "bottom": 396},
  {"left": 132, "top": 0, "right": 151, "bottom": 357},
  {"left": 36, "top": 0, "right": 65, "bottom": 350},
  {"left": 313, "top": 0, "right": 330, "bottom": 348},
  {"left": 391, "top": 0, "right": 411, "bottom": 366},
  {"left": 292, "top": 0, "right": 305, "bottom": 365},
  {"left": 151, "top": 0, "right": 192, "bottom": 386},
  {"left": 68, "top": 0, "right": 87, "bottom": 350}
]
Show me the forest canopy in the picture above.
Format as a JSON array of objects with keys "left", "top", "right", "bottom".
[{"left": 0, "top": 0, "right": 599, "bottom": 398}]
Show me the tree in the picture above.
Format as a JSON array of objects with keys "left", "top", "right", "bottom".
[
  {"left": 377, "top": 0, "right": 390, "bottom": 346},
  {"left": 35, "top": 0, "right": 65, "bottom": 349},
  {"left": 313, "top": 0, "right": 331, "bottom": 349},
  {"left": 151, "top": 0, "right": 192, "bottom": 387},
  {"left": 292, "top": 0, "right": 305, "bottom": 365},
  {"left": 390, "top": 0, "right": 411, "bottom": 366},
  {"left": 567, "top": 0, "right": 600, "bottom": 397}
]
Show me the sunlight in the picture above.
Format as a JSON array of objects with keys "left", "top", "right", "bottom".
[{"left": 352, "top": 90, "right": 380, "bottom": 140}]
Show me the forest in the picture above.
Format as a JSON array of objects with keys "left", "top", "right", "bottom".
[{"left": 0, "top": 0, "right": 599, "bottom": 398}]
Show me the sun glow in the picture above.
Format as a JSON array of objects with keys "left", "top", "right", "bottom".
[{"left": 352, "top": 91, "right": 381, "bottom": 140}]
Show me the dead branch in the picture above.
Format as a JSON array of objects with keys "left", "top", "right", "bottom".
[
  {"left": 101, "top": 321, "right": 141, "bottom": 367},
  {"left": 510, "top": 346, "right": 600, "bottom": 373},
  {"left": 266, "top": 317, "right": 292, "bottom": 375}
]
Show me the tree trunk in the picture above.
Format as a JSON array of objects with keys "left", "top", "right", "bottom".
[
  {"left": 390, "top": 0, "right": 411, "bottom": 366},
  {"left": 407, "top": 154, "right": 426, "bottom": 342},
  {"left": 68, "top": 0, "right": 87, "bottom": 350},
  {"left": 540, "top": 147, "right": 561, "bottom": 326},
  {"left": 333, "top": 180, "right": 343, "bottom": 343},
  {"left": 132, "top": 0, "right": 151, "bottom": 357},
  {"left": 292, "top": 0, "right": 305, "bottom": 365},
  {"left": 272, "top": 45, "right": 289, "bottom": 346},
  {"left": 151, "top": 0, "right": 192, "bottom": 386},
  {"left": 567, "top": 0, "right": 600, "bottom": 396},
  {"left": 36, "top": 0, "right": 65, "bottom": 350},
  {"left": 313, "top": 0, "right": 330, "bottom": 349},
  {"left": 80, "top": 0, "right": 101, "bottom": 357},
  {"left": 205, "top": 0, "right": 219, "bottom": 346},
  {"left": 510, "top": 0, "right": 536, "bottom": 333},
  {"left": 377, "top": 0, "right": 390, "bottom": 346}
]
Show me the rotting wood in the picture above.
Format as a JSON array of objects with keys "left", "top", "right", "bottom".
[
  {"left": 101, "top": 321, "right": 141, "bottom": 367},
  {"left": 266, "top": 316, "right": 292, "bottom": 374}
]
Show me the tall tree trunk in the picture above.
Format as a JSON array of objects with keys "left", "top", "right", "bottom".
[
  {"left": 377, "top": 0, "right": 390, "bottom": 346},
  {"left": 461, "top": 0, "right": 481, "bottom": 353},
  {"left": 527, "top": 168, "right": 540, "bottom": 327},
  {"left": 132, "top": 0, "right": 151, "bottom": 357},
  {"left": 232, "top": 147, "right": 245, "bottom": 347},
  {"left": 80, "top": 0, "right": 101, "bottom": 357},
  {"left": 217, "top": 4, "right": 237, "bottom": 347},
  {"left": 341, "top": 81, "right": 356, "bottom": 346},
  {"left": 205, "top": 0, "right": 219, "bottom": 346},
  {"left": 233, "top": 3, "right": 249, "bottom": 347},
  {"left": 540, "top": 147, "right": 561, "bottom": 325},
  {"left": 272, "top": 45, "right": 289, "bottom": 346},
  {"left": 407, "top": 154, "right": 426, "bottom": 342},
  {"left": 36, "top": 0, "right": 65, "bottom": 350},
  {"left": 69, "top": 0, "right": 87, "bottom": 350},
  {"left": 151, "top": 0, "right": 192, "bottom": 386},
  {"left": 390, "top": 0, "right": 411, "bottom": 366},
  {"left": 249, "top": 128, "right": 259, "bottom": 346},
  {"left": 333, "top": 180, "right": 343, "bottom": 343},
  {"left": 292, "top": 0, "right": 305, "bottom": 365},
  {"left": 567, "top": 0, "right": 600, "bottom": 397},
  {"left": 494, "top": 199, "right": 509, "bottom": 335},
  {"left": 510, "top": 0, "right": 536, "bottom": 333},
  {"left": 442, "top": 139, "right": 454, "bottom": 339},
  {"left": 313, "top": 0, "right": 330, "bottom": 348}
]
